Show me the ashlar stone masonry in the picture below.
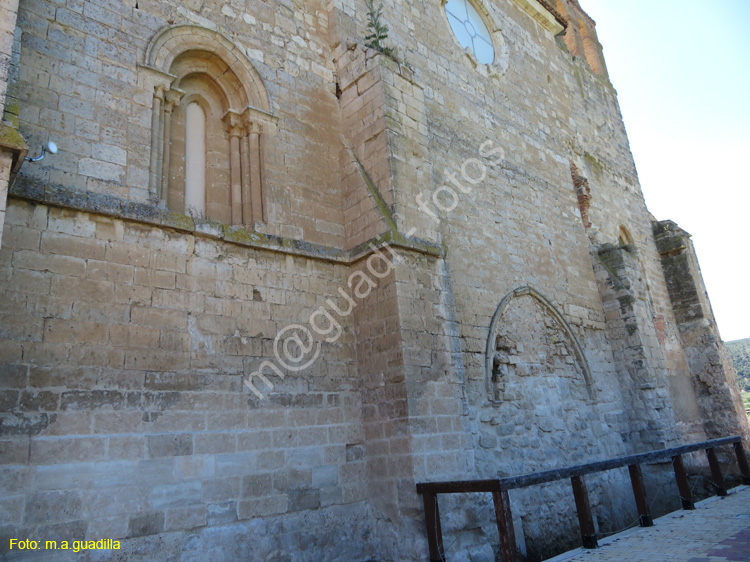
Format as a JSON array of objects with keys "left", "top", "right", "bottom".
[{"left": 0, "top": 0, "right": 747, "bottom": 560}]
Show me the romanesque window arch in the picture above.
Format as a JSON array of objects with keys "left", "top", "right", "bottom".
[{"left": 142, "top": 25, "right": 277, "bottom": 227}]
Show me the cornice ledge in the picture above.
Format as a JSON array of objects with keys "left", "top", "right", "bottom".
[
  {"left": 512, "top": 0, "right": 567, "bottom": 35},
  {"left": 9, "top": 178, "right": 442, "bottom": 265}
]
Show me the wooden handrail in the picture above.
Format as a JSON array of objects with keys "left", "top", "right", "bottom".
[
  {"left": 416, "top": 479, "right": 500, "bottom": 495},
  {"left": 416, "top": 435, "right": 750, "bottom": 562}
]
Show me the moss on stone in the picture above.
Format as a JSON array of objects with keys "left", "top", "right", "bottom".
[
  {"left": 222, "top": 224, "right": 264, "bottom": 245},
  {"left": 2, "top": 102, "right": 21, "bottom": 129},
  {"left": 164, "top": 212, "right": 195, "bottom": 231},
  {"left": 582, "top": 151, "right": 605, "bottom": 176},
  {"left": 0, "top": 122, "right": 27, "bottom": 151}
]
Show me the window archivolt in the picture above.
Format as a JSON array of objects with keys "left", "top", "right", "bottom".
[{"left": 142, "top": 25, "right": 276, "bottom": 227}]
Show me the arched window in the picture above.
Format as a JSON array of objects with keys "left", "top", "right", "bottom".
[
  {"left": 618, "top": 225, "right": 634, "bottom": 246},
  {"left": 184, "top": 101, "right": 206, "bottom": 216},
  {"left": 143, "top": 26, "right": 277, "bottom": 227}
]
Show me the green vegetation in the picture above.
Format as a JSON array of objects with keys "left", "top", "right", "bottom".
[
  {"left": 364, "top": 0, "right": 395, "bottom": 58},
  {"left": 364, "top": 0, "right": 408, "bottom": 65},
  {"left": 726, "top": 338, "right": 750, "bottom": 417},
  {"left": 727, "top": 338, "right": 750, "bottom": 391}
]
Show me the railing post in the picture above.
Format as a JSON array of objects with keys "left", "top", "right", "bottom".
[
  {"left": 627, "top": 464, "right": 653, "bottom": 527},
  {"left": 492, "top": 489, "right": 517, "bottom": 562},
  {"left": 733, "top": 441, "right": 750, "bottom": 485},
  {"left": 422, "top": 492, "right": 444, "bottom": 562},
  {"left": 571, "top": 475, "right": 598, "bottom": 549},
  {"left": 672, "top": 454, "right": 694, "bottom": 510},
  {"left": 705, "top": 448, "right": 728, "bottom": 496}
]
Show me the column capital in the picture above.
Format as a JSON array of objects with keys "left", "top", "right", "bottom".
[
  {"left": 222, "top": 110, "right": 245, "bottom": 137},
  {"left": 164, "top": 87, "right": 185, "bottom": 112},
  {"left": 246, "top": 122, "right": 262, "bottom": 135},
  {"left": 240, "top": 105, "right": 278, "bottom": 134},
  {"left": 154, "top": 84, "right": 168, "bottom": 100}
]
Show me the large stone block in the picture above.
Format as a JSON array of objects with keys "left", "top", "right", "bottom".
[
  {"left": 127, "top": 511, "right": 164, "bottom": 538},
  {"left": 146, "top": 434, "right": 193, "bottom": 458},
  {"left": 23, "top": 490, "right": 82, "bottom": 524}
]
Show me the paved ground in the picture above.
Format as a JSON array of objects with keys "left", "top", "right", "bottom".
[{"left": 548, "top": 486, "right": 750, "bottom": 562}]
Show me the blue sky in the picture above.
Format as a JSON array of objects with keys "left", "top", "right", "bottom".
[{"left": 581, "top": 0, "right": 750, "bottom": 342}]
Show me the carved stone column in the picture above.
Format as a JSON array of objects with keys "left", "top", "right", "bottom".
[
  {"left": 248, "top": 124, "right": 263, "bottom": 224},
  {"left": 240, "top": 131, "right": 253, "bottom": 226},
  {"left": 160, "top": 88, "right": 184, "bottom": 203},
  {"left": 240, "top": 106, "right": 277, "bottom": 226},
  {"left": 148, "top": 85, "right": 167, "bottom": 198},
  {"left": 223, "top": 111, "right": 244, "bottom": 225}
]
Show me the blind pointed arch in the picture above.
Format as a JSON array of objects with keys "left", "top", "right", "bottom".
[
  {"left": 485, "top": 286, "right": 595, "bottom": 402},
  {"left": 143, "top": 25, "right": 277, "bottom": 226}
]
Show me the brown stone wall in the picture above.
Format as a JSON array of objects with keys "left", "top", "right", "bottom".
[
  {"left": 349, "top": 248, "right": 415, "bottom": 558},
  {"left": 8, "top": 0, "right": 344, "bottom": 247},
  {"left": 0, "top": 0, "right": 19, "bottom": 113},
  {"left": 336, "top": 43, "right": 394, "bottom": 249},
  {"left": 324, "top": 0, "right": 743, "bottom": 554},
  {"left": 335, "top": 0, "right": 703, "bottom": 441},
  {"left": 1, "top": 0, "right": 746, "bottom": 560},
  {"left": 0, "top": 198, "right": 378, "bottom": 559},
  {"left": 0, "top": 151, "right": 12, "bottom": 250},
  {"left": 0, "top": 0, "right": 22, "bottom": 249}
]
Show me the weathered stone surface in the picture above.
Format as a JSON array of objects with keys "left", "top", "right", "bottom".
[
  {"left": 0, "top": 0, "right": 746, "bottom": 561},
  {"left": 127, "top": 511, "right": 165, "bottom": 538}
]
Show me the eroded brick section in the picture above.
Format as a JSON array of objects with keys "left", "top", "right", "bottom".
[
  {"left": 555, "top": 0, "right": 608, "bottom": 76},
  {"left": 571, "top": 161, "right": 592, "bottom": 229}
]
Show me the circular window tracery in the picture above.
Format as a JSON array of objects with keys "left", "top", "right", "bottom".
[{"left": 444, "top": 0, "right": 495, "bottom": 64}]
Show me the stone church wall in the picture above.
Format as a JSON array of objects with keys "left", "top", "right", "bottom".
[
  {"left": 0, "top": 198, "right": 381, "bottom": 560},
  {"left": 0, "top": 0, "right": 747, "bottom": 560}
]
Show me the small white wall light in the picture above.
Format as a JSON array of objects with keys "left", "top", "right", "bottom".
[{"left": 25, "top": 141, "right": 58, "bottom": 162}]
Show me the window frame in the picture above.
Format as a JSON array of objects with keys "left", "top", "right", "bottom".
[
  {"left": 439, "top": 0, "right": 509, "bottom": 76},
  {"left": 444, "top": 0, "right": 496, "bottom": 64},
  {"left": 140, "top": 25, "right": 278, "bottom": 229}
]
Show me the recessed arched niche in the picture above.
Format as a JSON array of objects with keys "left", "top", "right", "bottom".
[
  {"left": 485, "top": 286, "right": 595, "bottom": 404},
  {"left": 142, "top": 25, "right": 277, "bottom": 227}
]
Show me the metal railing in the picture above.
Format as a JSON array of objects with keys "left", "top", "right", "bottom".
[{"left": 416, "top": 435, "right": 750, "bottom": 562}]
